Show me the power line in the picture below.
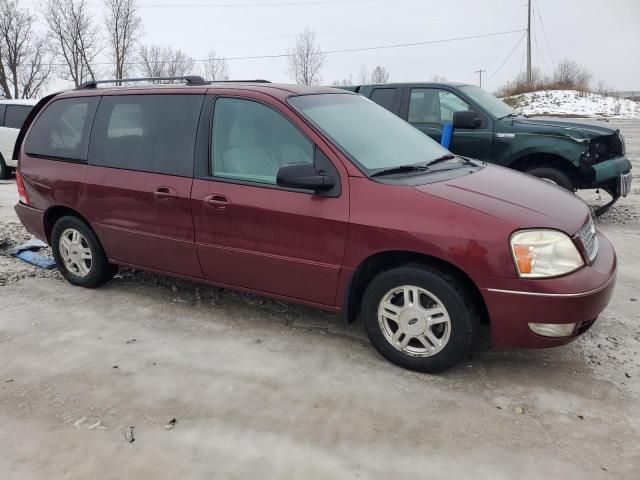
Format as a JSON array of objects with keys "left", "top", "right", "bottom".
[
  {"left": 534, "top": 0, "right": 554, "bottom": 70},
  {"left": 23, "top": 0, "right": 378, "bottom": 8},
  {"left": 487, "top": 31, "right": 527, "bottom": 81},
  {"left": 167, "top": 4, "right": 528, "bottom": 46},
  {"left": 48, "top": 28, "right": 526, "bottom": 67}
]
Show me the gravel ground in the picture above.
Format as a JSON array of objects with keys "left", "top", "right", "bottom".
[{"left": 1, "top": 121, "right": 639, "bottom": 479}]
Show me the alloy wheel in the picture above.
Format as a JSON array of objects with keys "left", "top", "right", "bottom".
[
  {"left": 377, "top": 285, "right": 451, "bottom": 357},
  {"left": 59, "top": 228, "right": 93, "bottom": 278}
]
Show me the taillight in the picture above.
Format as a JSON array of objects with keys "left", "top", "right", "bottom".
[{"left": 16, "top": 171, "right": 29, "bottom": 206}]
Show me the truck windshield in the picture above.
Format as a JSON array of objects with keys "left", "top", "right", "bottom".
[
  {"left": 458, "top": 85, "right": 514, "bottom": 119},
  {"left": 288, "top": 94, "right": 452, "bottom": 173}
]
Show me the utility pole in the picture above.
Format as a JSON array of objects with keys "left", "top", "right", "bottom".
[
  {"left": 474, "top": 69, "right": 486, "bottom": 88},
  {"left": 527, "top": 0, "right": 532, "bottom": 84}
]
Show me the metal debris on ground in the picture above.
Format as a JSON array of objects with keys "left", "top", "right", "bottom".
[
  {"left": 164, "top": 418, "right": 177, "bottom": 430},
  {"left": 125, "top": 425, "right": 135, "bottom": 443}
]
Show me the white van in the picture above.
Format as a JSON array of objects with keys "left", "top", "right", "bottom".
[{"left": 0, "top": 99, "right": 38, "bottom": 179}]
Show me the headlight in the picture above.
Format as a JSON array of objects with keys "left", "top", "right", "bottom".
[{"left": 510, "top": 230, "right": 584, "bottom": 278}]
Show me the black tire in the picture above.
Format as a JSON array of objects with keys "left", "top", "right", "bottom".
[
  {"left": 526, "top": 167, "right": 574, "bottom": 191},
  {"left": 51, "top": 215, "right": 118, "bottom": 288},
  {"left": 361, "top": 264, "right": 478, "bottom": 373},
  {"left": 0, "top": 154, "right": 11, "bottom": 180}
]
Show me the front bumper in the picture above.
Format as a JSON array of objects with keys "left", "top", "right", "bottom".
[
  {"left": 473, "top": 232, "right": 617, "bottom": 348},
  {"left": 592, "top": 155, "right": 632, "bottom": 186}
]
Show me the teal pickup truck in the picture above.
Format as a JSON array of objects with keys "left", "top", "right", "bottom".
[{"left": 338, "top": 83, "right": 632, "bottom": 214}]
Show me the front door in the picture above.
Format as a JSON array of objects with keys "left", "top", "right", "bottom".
[
  {"left": 192, "top": 95, "right": 349, "bottom": 307},
  {"left": 402, "top": 87, "right": 493, "bottom": 161}
]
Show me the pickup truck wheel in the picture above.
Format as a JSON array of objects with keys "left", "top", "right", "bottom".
[
  {"left": 51, "top": 216, "right": 118, "bottom": 288},
  {"left": 0, "top": 154, "right": 10, "bottom": 180},
  {"left": 361, "top": 264, "right": 478, "bottom": 373},
  {"left": 526, "top": 167, "right": 574, "bottom": 191}
]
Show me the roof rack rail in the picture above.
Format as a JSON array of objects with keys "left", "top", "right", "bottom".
[
  {"left": 78, "top": 75, "right": 210, "bottom": 89},
  {"left": 77, "top": 77, "right": 272, "bottom": 89},
  {"left": 210, "top": 79, "right": 272, "bottom": 83}
]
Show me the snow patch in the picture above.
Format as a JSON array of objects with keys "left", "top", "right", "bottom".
[{"left": 503, "top": 90, "right": 640, "bottom": 118}]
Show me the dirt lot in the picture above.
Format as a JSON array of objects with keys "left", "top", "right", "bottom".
[{"left": 1, "top": 119, "right": 639, "bottom": 479}]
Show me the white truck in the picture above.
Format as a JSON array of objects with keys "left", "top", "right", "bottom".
[{"left": 0, "top": 99, "right": 38, "bottom": 179}]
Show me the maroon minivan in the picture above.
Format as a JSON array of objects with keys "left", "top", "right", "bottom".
[{"left": 14, "top": 77, "right": 616, "bottom": 372}]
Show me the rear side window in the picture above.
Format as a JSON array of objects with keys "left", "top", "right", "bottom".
[
  {"left": 25, "top": 97, "right": 99, "bottom": 161},
  {"left": 369, "top": 88, "right": 396, "bottom": 112},
  {"left": 0, "top": 105, "right": 6, "bottom": 126},
  {"left": 89, "top": 95, "right": 203, "bottom": 177},
  {"left": 5, "top": 105, "right": 32, "bottom": 129}
]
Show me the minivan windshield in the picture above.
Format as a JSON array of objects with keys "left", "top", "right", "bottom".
[
  {"left": 289, "top": 94, "right": 453, "bottom": 173},
  {"left": 458, "top": 85, "right": 514, "bottom": 119}
]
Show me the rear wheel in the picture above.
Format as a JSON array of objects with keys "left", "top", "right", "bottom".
[
  {"left": 51, "top": 216, "right": 118, "bottom": 288},
  {"left": 526, "top": 167, "right": 574, "bottom": 191},
  {"left": 361, "top": 264, "right": 478, "bottom": 373}
]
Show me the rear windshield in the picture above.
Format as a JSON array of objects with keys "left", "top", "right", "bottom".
[{"left": 289, "top": 94, "right": 450, "bottom": 173}]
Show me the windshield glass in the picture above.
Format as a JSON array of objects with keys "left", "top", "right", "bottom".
[
  {"left": 289, "top": 94, "right": 451, "bottom": 172},
  {"left": 459, "top": 85, "right": 514, "bottom": 119}
]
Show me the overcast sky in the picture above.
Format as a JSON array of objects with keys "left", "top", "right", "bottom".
[{"left": 30, "top": 0, "right": 640, "bottom": 93}]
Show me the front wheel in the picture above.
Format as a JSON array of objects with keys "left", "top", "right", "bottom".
[
  {"left": 526, "top": 167, "right": 574, "bottom": 192},
  {"left": 51, "top": 216, "right": 118, "bottom": 288},
  {"left": 361, "top": 264, "right": 478, "bottom": 373}
]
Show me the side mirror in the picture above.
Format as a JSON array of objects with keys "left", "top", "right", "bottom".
[
  {"left": 277, "top": 163, "right": 335, "bottom": 192},
  {"left": 453, "top": 110, "right": 482, "bottom": 129}
]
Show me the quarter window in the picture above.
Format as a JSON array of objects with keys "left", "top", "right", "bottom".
[
  {"left": 89, "top": 95, "right": 203, "bottom": 176},
  {"left": 0, "top": 105, "right": 6, "bottom": 126},
  {"left": 211, "top": 98, "right": 313, "bottom": 185},
  {"left": 25, "top": 97, "right": 99, "bottom": 161},
  {"left": 5, "top": 105, "right": 32, "bottom": 129}
]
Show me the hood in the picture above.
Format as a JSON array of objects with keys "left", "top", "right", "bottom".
[
  {"left": 508, "top": 117, "right": 617, "bottom": 140},
  {"left": 414, "top": 164, "right": 590, "bottom": 234}
]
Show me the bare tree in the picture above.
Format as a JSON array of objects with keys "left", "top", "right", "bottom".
[
  {"left": 105, "top": 0, "right": 142, "bottom": 81},
  {"left": 202, "top": 49, "right": 229, "bottom": 81},
  {"left": 138, "top": 45, "right": 195, "bottom": 81},
  {"left": 45, "top": 0, "right": 101, "bottom": 87},
  {"left": 553, "top": 59, "right": 591, "bottom": 91},
  {"left": 430, "top": 75, "right": 449, "bottom": 83},
  {"left": 358, "top": 65, "right": 369, "bottom": 84},
  {"left": 287, "top": 28, "right": 324, "bottom": 86},
  {"left": 0, "top": 0, "right": 52, "bottom": 99},
  {"left": 370, "top": 65, "right": 390, "bottom": 83},
  {"left": 331, "top": 75, "right": 353, "bottom": 86}
]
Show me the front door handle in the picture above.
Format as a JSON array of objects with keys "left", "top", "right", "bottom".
[
  {"left": 204, "top": 194, "right": 230, "bottom": 210},
  {"left": 153, "top": 186, "right": 178, "bottom": 200}
]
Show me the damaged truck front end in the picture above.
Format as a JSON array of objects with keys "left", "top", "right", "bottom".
[
  {"left": 580, "top": 130, "right": 632, "bottom": 214},
  {"left": 499, "top": 117, "right": 633, "bottom": 216}
]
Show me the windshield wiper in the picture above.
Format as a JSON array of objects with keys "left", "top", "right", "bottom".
[
  {"left": 425, "top": 154, "right": 456, "bottom": 166},
  {"left": 371, "top": 164, "right": 430, "bottom": 177}
]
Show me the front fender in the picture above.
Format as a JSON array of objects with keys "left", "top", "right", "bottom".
[{"left": 500, "top": 138, "right": 586, "bottom": 169}]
